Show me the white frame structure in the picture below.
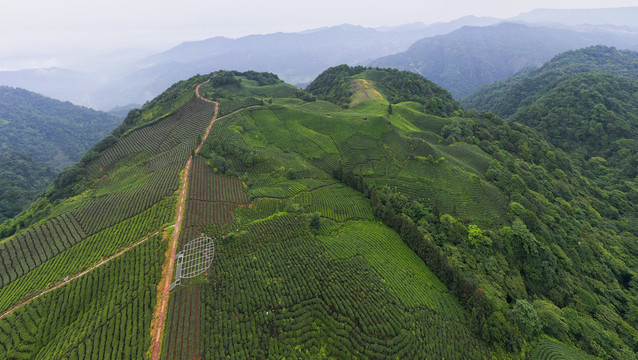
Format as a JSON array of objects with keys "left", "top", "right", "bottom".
[{"left": 170, "top": 236, "right": 215, "bottom": 290}]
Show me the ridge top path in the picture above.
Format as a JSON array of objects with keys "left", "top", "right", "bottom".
[
  {"left": 150, "top": 82, "right": 218, "bottom": 360},
  {"left": 150, "top": 81, "right": 261, "bottom": 360}
]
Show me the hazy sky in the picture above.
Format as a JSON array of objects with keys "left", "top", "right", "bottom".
[{"left": 1, "top": 0, "right": 637, "bottom": 68}]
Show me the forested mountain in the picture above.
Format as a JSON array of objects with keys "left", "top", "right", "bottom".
[
  {"left": 1, "top": 68, "right": 637, "bottom": 359},
  {"left": 369, "top": 23, "right": 638, "bottom": 98},
  {"left": 461, "top": 46, "right": 638, "bottom": 181},
  {"left": 0, "top": 152, "right": 57, "bottom": 223},
  {"left": 0, "top": 86, "right": 120, "bottom": 222},
  {"left": 306, "top": 64, "right": 458, "bottom": 114},
  {"left": 462, "top": 46, "right": 638, "bottom": 116},
  {"left": 0, "top": 86, "right": 121, "bottom": 169}
]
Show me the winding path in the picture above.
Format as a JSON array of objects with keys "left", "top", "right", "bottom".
[
  {"left": 0, "top": 81, "right": 259, "bottom": 357},
  {"left": 0, "top": 83, "right": 219, "bottom": 327},
  {"left": 150, "top": 82, "right": 219, "bottom": 360},
  {"left": 150, "top": 80, "right": 265, "bottom": 359},
  {"left": 150, "top": 81, "right": 262, "bottom": 359},
  {"left": 0, "top": 84, "right": 221, "bottom": 324}
]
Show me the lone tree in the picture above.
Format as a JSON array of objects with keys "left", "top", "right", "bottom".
[
  {"left": 388, "top": 103, "right": 393, "bottom": 115},
  {"left": 310, "top": 212, "right": 321, "bottom": 230}
]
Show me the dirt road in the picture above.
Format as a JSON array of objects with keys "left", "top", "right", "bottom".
[{"left": 150, "top": 82, "right": 219, "bottom": 360}]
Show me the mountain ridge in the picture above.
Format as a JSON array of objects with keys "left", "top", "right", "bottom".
[
  {"left": 0, "top": 86, "right": 120, "bottom": 222},
  {"left": 1, "top": 63, "right": 638, "bottom": 359},
  {"left": 461, "top": 45, "right": 638, "bottom": 186},
  {"left": 461, "top": 45, "right": 638, "bottom": 117},
  {"left": 2, "top": 7, "right": 637, "bottom": 110},
  {"left": 369, "top": 22, "right": 638, "bottom": 98}
]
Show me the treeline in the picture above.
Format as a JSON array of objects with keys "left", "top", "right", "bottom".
[
  {"left": 210, "top": 70, "right": 283, "bottom": 88},
  {"left": 233, "top": 70, "right": 282, "bottom": 86},
  {"left": 305, "top": 64, "right": 365, "bottom": 107},
  {"left": 49, "top": 73, "right": 216, "bottom": 202},
  {"left": 333, "top": 167, "right": 493, "bottom": 340},
  {"left": 47, "top": 106, "right": 146, "bottom": 202},
  {"left": 305, "top": 65, "right": 459, "bottom": 116},
  {"left": 372, "top": 68, "right": 459, "bottom": 116}
]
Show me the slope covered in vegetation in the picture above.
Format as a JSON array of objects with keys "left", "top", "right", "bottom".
[
  {"left": 192, "top": 69, "right": 638, "bottom": 358},
  {"left": 462, "top": 46, "right": 638, "bottom": 186},
  {"left": 461, "top": 45, "right": 638, "bottom": 117},
  {"left": 0, "top": 152, "right": 57, "bottom": 223},
  {"left": 188, "top": 75, "right": 488, "bottom": 358},
  {"left": 0, "top": 86, "right": 121, "bottom": 170},
  {"left": 0, "top": 87, "right": 121, "bottom": 222},
  {"left": 0, "top": 74, "right": 220, "bottom": 359},
  {"left": 2, "top": 67, "right": 638, "bottom": 359},
  {"left": 306, "top": 64, "right": 458, "bottom": 115},
  {"left": 279, "top": 67, "right": 638, "bottom": 358},
  {"left": 512, "top": 73, "right": 638, "bottom": 176},
  {"left": 370, "top": 23, "right": 638, "bottom": 98}
]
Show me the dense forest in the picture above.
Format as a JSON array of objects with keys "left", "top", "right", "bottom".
[
  {"left": 0, "top": 87, "right": 121, "bottom": 225},
  {"left": 0, "top": 152, "right": 56, "bottom": 222},
  {"left": 462, "top": 46, "right": 638, "bottom": 184},
  {"left": 462, "top": 46, "right": 638, "bottom": 117},
  {"left": 0, "top": 86, "right": 121, "bottom": 169},
  {"left": 512, "top": 73, "right": 638, "bottom": 178},
  {"left": 369, "top": 23, "right": 638, "bottom": 98}
]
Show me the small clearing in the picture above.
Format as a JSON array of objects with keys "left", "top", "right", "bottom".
[{"left": 350, "top": 78, "right": 384, "bottom": 106}]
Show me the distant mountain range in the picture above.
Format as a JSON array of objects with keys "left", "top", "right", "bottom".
[
  {"left": 1, "top": 7, "right": 637, "bottom": 109},
  {"left": 511, "top": 7, "right": 638, "bottom": 26},
  {"left": 0, "top": 68, "right": 93, "bottom": 106},
  {"left": 88, "top": 18, "right": 501, "bottom": 110},
  {"left": 461, "top": 45, "right": 638, "bottom": 176},
  {"left": 370, "top": 22, "right": 638, "bottom": 98}
]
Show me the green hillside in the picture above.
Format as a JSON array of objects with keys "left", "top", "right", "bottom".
[
  {"left": 0, "top": 87, "right": 121, "bottom": 222},
  {"left": 0, "top": 74, "right": 215, "bottom": 359},
  {"left": 203, "top": 68, "right": 638, "bottom": 358},
  {"left": 461, "top": 45, "right": 638, "bottom": 118},
  {"left": 1, "top": 68, "right": 638, "bottom": 359},
  {"left": 461, "top": 46, "right": 638, "bottom": 185},
  {"left": 369, "top": 23, "right": 638, "bottom": 98},
  {"left": 306, "top": 65, "right": 459, "bottom": 115},
  {"left": 512, "top": 73, "right": 638, "bottom": 177},
  {"left": 0, "top": 152, "right": 57, "bottom": 223},
  {"left": 0, "top": 86, "right": 121, "bottom": 170}
]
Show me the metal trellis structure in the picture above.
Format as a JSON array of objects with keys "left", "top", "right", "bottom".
[{"left": 170, "top": 236, "right": 214, "bottom": 290}]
